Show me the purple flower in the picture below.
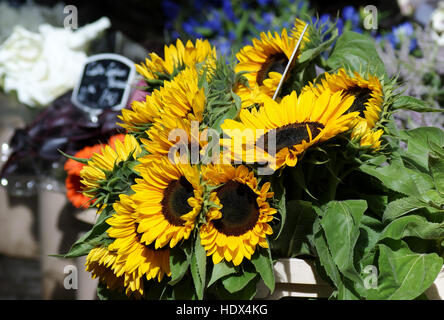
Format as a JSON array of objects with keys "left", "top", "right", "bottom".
[
  {"left": 216, "top": 39, "right": 231, "bottom": 56},
  {"left": 342, "top": 6, "right": 360, "bottom": 27},
  {"left": 222, "top": 0, "right": 236, "bottom": 22},
  {"left": 183, "top": 18, "right": 202, "bottom": 37},
  {"left": 258, "top": 0, "right": 273, "bottom": 6},
  {"left": 204, "top": 11, "right": 223, "bottom": 33},
  {"left": 228, "top": 30, "right": 236, "bottom": 41},
  {"left": 162, "top": 0, "right": 180, "bottom": 20},
  {"left": 393, "top": 22, "right": 414, "bottom": 40},
  {"left": 262, "top": 12, "right": 274, "bottom": 26}
]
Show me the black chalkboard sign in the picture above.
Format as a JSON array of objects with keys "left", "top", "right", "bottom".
[{"left": 71, "top": 54, "right": 135, "bottom": 115}]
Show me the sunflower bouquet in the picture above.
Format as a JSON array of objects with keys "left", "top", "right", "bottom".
[{"left": 62, "top": 18, "right": 444, "bottom": 300}]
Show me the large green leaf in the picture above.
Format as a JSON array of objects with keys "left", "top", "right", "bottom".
[
  {"left": 337, "top": 278, "right": 360, "bottom": 300},
  {"left": 62, "top": 207, "right": 113, "bottom": 258},
  {"left": 429, "top": 152, "right": 444, "bottom": 195},
  {"left": 392, "top": 96, "right": 444, "bottom": 113},
  {"left": 189, "top": 234, "right": 207, "bottom": 300},
  {"left": 319, "top": 200, "right": 367, "bottom": 284},
  {"left": 382, "top": 197, "right": 429, "bottom": 222},
  {"left": 399, "top": 127, "right": 444, "bottom": 170},
  {"left": 169, "top": 246, "right": 190, "bottom": 286},
  {"left": 208, "top": 261, "right": 236, "bottom": 288},
  {"left": 215, "top": 276, "right": 258, "bottom": 300},
  {"left": 310, "top": 219, "right": 342, "bottom": 288},
  {"left": 221, "top": 270, "right": 258, "bottom": 294},
  {"left": 380, "top": 215, "right": 444, "bottom": 241},
  {"left": 360, "top": 162, "right": 434, "bottom": 197},
  {"left": 366, "top": 241, "right": 443, "bottom": 300},
  {"left": 355, "top": 215, "right": 385, "bottom": 260},
  {"left": 326, "top": 31, "right": 386, "bottom": 78},
  {"left": 250, "top": 247, "right": 275, "bottom": 293}
]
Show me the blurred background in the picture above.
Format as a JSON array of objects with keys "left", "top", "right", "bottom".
[{"left": 0, "top": 0, "right": 443, "bottom": 299}]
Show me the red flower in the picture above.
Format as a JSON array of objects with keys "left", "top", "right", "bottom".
[{"left": 64, "top": 134, "right": 127, "bottom": 208}]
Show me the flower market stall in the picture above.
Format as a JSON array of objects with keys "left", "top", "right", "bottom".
[{"left": 1, "top": 0, "right": 444, "bottom": 303}]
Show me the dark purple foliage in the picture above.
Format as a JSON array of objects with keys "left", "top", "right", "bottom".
[{"left": 0, "top": 91, "right": 125, "bottom": 180}]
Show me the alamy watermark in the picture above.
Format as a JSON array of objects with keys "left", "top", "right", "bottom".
[
  {"left": 363, "top": 264, "right": 378, "bottom": 289},
  {"left": 63, "top": 264, "right": 78, "bottom": 290},
  {"left": 63, "top": 5, "right": 78, "bottom": 30},
  {"left": 363, "top": 5, "right": 378, "bottom": 30}
]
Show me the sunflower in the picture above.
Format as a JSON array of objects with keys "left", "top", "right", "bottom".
[
  {"left": 221, "top": 89, "right": 359, "bottom": 170},
  {"left": 119, "top": 67, "right": 205, "bottom": 133},
  {"left": 85, "top": 247, "right": 127, "bottom": 294},
  {"left": 157, "top": 66, "right": 206, "bottom": 120},
  {"left": 307, "top": 68, "right": 384, "bottom": 128},
  {"left": 80, "top": 134, "right": 142, "bottom": 198},
  {"left": 85, "top": 246, "right": 149, "bottom": 299},
  {"left": 290, "top": 18, "right": 311, "bottom": 51},
  {"left": 130, "top": 156, "right": 203, "bottom": 249},
  {"left": 351, "top": 119, "right": 384, "bottom": 150},
  {"left": 136, "top": 38, "right": 216, "bottom": 88},
  {"left": 199, "top": 164, "right": 276, "bottom": 266},
  {"left": 105, "top": 194, "right": 171, "bottom": 297},
  {"left": 64, "top": 144, "right": 103, "bottom": 208},
  {"left": 140, "top": 113, "right": 200, "bottom": 163},
  {"left": 234, "top": 21, "right": 309, "bottom": 107},
  {"left": 118, "top": 93, "right": 162, "bottom": 133}
]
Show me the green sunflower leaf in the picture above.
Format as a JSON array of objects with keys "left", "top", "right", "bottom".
[
  {"left": 326, "top": 31, "right": 387, "bottom": 79},
  {"left": 318, "top": 200, "right": 367, "bottom": 285},
  {"left": 382, "top": 197, "right": 429, "bottom": 222},
  {"left": 215, "top": 276, "right": 259, "bottom": 300},
  {"left": 379, "top": 215, "right": 444, "bottom": 241},
  {"left": 60, "top": 206, "right": 113, "bottom": 258},
  {"left": 298, "top": 29, "right": 338, "bottom": 65},
  {"left": 189, "top": 234, "right": 207, "bottom": 300},
  {"left": 359, "top": 162, "right": 434, "bottom": 198},
  {"left": 398, "top": 127, "right": 444, "bottom": 171},
  {"left": 270, "top": 173, "right": 286, "bottom": 240},
  {"left": 208, "top": 261, "right": 237, "bottom": 288},
  {"left": 309, "top": 219, "right": 342, "bottom": 289},
  {"left": 221, "top": 270, "right": 258, "bottom": 294},
  {"left": 58, "top": 149, "right": 89, "bottom": 164},
  {"left": 366, "top": 240, "right": 443, "bottom": 300},
  {"left": 429, "top": 151, "right": 444, "bottom": 195},
  {"left": 169, "top": 246, "right": 190, "bottom": 286},
  {"left": 392, "top": 95, "right": 444, "bottom": 113},
  {"left": 250, "top": 246, "right": 275, "bottom": 293}
]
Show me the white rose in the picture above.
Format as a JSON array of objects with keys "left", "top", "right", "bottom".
[
  {"left": 431, "top": 3, "right": 444, "bottom": 46},
  {"left": 0, "top": 17, "right": 111, "bottom": 107}
]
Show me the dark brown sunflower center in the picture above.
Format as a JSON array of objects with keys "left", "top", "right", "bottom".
[
  {"left": 256, "top": 122, "right": 325, "bottom": 153},
  {"left": 344, "top": 86, "right": 372, "bottom": 117},
  {"left": 257, "top": 53, "right": 289, "bottom": 86},
  {"left": 161, "top": 176, "right": 194, "bottom": 226},
  {"left": 213, "top": 181, "right": 260, "bottom": 236}
]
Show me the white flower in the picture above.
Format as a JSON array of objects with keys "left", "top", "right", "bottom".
[
  {"left": 431, "top": 3, "right": 444, "bottom": 46},
  {"left": 397, "top": 0, "right": 416, "bottom": 16},
  {"left": 0, "top": 17, "right": 111, "bottom": 107}
]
